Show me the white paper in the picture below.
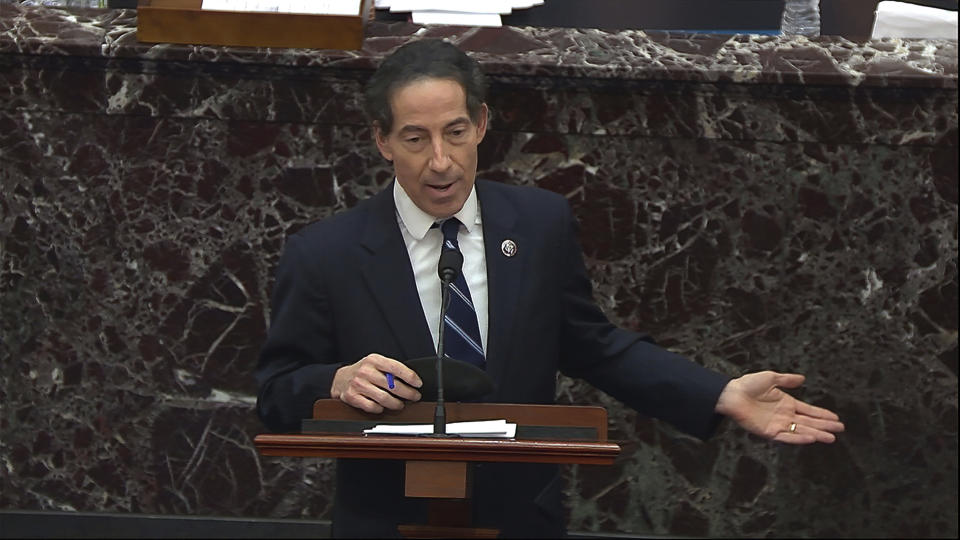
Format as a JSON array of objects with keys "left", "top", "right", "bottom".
[
  {"left": 364, "top": 419, "right": 517, "bottom": 437},
  {"left": 872, "top": 1, "right": 958, "bottom": 39},
  {"left": 390, "top": 0, "right": 514, "bottom": 14},
  {"left": 411, "top": 11, "right": 503, "bottom": 27},
  {"left": 377, "top": 0, "right": 541, "bottom": 27},
  {"left": 201, "top": 0, "right": 361, "bottom": 16},
  {"left": 387, "top": 0, "right": 540, "bottom": 11}
]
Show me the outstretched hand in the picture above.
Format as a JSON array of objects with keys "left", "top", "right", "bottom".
[{"left": 715, "top": 371, "right": 845, "bottom": 444}]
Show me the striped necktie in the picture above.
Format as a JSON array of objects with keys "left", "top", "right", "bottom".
[{"left": 439, "top": 218, "right": 486, "bottom": 369}]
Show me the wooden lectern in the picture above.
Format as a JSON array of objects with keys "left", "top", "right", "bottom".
[{"left": 254, "top": 400, "right": 620, "bottom": 538}]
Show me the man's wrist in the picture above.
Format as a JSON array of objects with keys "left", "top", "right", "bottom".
[
  {"left": 714, "top": 377, "right": 738, "bottom": 416},
  {"left": 330, "top": 363, "right": 351, "bottom": 398}
]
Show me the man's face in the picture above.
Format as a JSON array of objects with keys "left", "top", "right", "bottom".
[{"left": 375, "top": 77, "right": 488, "bottom": 219}]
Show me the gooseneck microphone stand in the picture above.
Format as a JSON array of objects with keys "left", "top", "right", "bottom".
[{"left": 432, "top": 249, "right": 463, "bottom": 437}]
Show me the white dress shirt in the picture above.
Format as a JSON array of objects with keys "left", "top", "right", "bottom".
[{"left": 393, "top": 180, "right": 489, "bottom": 354}]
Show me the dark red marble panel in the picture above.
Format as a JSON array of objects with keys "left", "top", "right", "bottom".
[{"left": 1, "top": 3, "right": 957, "bottom": 538}]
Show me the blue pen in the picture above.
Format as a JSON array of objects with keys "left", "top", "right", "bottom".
[{"left": 386, "top": 372, "right": 395, "bottom": 390}]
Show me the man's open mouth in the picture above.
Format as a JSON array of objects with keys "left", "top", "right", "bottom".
[{"left": 428, "top": 181, "right": 455, "bottom": 192}]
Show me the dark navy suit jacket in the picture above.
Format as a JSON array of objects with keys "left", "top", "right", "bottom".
[{"left": 256, "top": 179, "right": 730, "bottom": 537}]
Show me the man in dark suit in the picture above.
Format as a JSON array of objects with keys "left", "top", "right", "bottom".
[{"left": 255, "top": 39, "right": 845, "bottom": 538}]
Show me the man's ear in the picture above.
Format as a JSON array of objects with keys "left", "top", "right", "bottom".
[
  {"left": 373, "top": 122, "right": 393, "bottom": 162},
  {"left": 475, "top": 103, "right": 489, "bottom": 144}
]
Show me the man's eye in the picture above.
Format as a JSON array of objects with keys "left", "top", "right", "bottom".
[
  {"left": 405, "top": 137, "right": 421, "bottom": 144},
  {"left": 450, "top": 129, "right": 465, "bottom": 137}
]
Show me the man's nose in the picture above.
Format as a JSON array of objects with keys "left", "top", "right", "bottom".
[{"left": 428, "top": 140, "right": 452, "bottom": 172}]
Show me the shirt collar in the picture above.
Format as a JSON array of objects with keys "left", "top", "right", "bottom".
[{"left": 393, "top": 179, "right": 481, "bottom": 240}]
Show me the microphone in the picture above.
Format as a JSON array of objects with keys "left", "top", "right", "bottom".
[
  {"left": 432, "top": 248, "right": 463, "bottom": 436},
  {"left": 438, "top": 249, "right": 463, "bottom": 284}
]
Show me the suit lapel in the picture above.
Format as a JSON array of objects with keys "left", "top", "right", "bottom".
[
  {"left": 477, "top": 181, "right": 527, "bottom": 390},
  {"left": 357, "top": 186, "right": 437, "bottom": 361}
]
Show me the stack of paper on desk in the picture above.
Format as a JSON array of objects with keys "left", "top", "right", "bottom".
[
  {"left": 363, "top": 419, "right": 517, "bottom": 437},
  {"left": 872, "top": 1, "right": 958, "bottom": 39},
  {"left": 375, "top": 0, "right": 544, "bottom": 27},
  {"left": 201, "top": 0, "right": 362, "bottom": 15}
]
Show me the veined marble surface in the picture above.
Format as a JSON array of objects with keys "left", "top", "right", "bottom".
[
  {"left": 1, "top": 3, "right": 957, "bottom": 538},
  {"left": 1, "top": 3, "right": 957, "bottom": 87}
]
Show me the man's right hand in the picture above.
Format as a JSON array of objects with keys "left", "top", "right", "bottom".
[{"left": 330, "top": 354, "right": 424, "bottom": 413}]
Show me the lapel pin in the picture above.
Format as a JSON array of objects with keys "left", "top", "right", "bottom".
[{"left": 501, "top": 239, "right": 518, "bottom": 257}]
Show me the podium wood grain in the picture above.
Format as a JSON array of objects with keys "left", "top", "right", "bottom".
[
  {"left": 253, "top": 433, "right": 620, "bottom": 464},
  {"left": 137, "top": 0, "right": 373, "bottom": 50}
]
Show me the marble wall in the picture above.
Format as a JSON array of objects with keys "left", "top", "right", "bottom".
[{"left": 1, "top": 4, "right": 957, "bottom": 537}]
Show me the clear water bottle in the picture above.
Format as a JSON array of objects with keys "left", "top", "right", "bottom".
[{"left": 781, "top": 0, "right": 821, "bottom": 37}]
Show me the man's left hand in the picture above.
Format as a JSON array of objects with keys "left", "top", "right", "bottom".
[{"left": 715, "top": 371, "right": 845, "bottom": 444}]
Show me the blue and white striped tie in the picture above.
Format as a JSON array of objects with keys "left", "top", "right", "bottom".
[{"left": 439, "top": 218, "right": 485, "bottom": 369}]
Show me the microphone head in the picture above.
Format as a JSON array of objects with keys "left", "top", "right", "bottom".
[{"left": 438, "top": 249, "right": 463, "bottom": 283}]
